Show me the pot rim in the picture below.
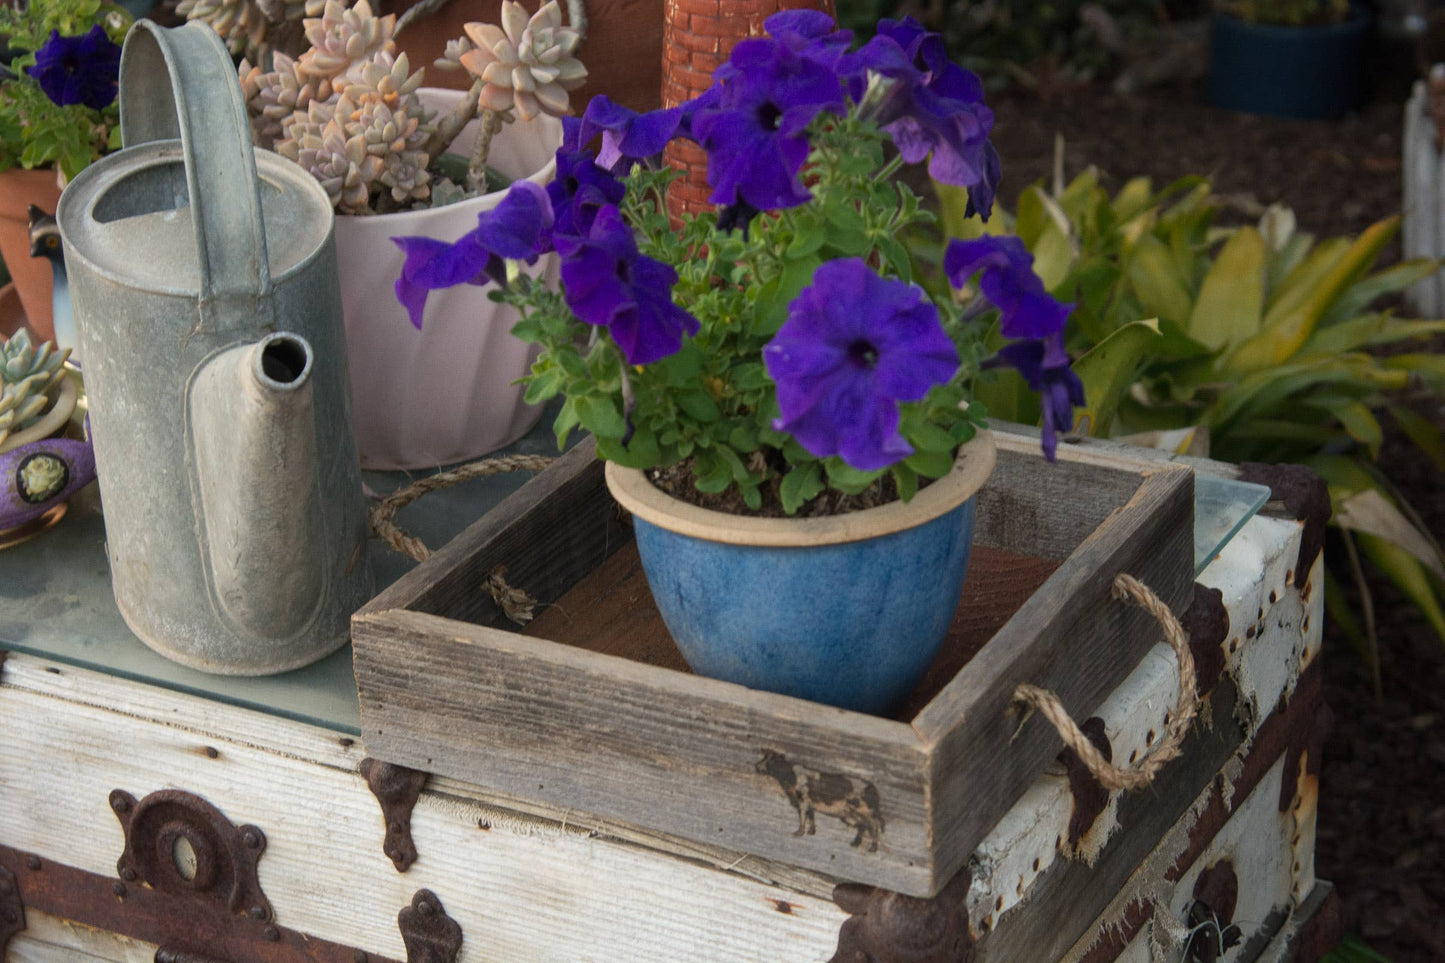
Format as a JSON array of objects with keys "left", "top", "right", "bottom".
[
  {"left": 604, "top": 429, "right": 996, "bottom": 548},
  {"left": 1213, "top": 4, "right": 1370, "bottom": 34}
]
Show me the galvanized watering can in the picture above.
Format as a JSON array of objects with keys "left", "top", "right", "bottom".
[{"left": 58, "top": 20, "right": 373, "bottom": 675}]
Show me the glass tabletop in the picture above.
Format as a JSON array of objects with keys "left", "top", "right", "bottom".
[
  {"left": 1194, "top": 473, "right": 1272, "bottom": 576},
  {"left": 0, "top": 425, "right": 1270, "bottom": 735},
  {"left": 0, "top": 415, "right": 567, "bottom": 735}
]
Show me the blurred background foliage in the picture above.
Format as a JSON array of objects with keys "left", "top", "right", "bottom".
[
  {"left": 835, "top": 0, "right": 1212, "bottom": 90},
  {"left": 924, "top": 159, "right": 1445, "bottom": 700}
]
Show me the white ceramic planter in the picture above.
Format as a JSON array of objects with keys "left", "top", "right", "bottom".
[{"left": 334, "top": 89, "right": 562, "bottom": 470}]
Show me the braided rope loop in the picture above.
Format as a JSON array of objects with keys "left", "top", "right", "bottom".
[
  {"left": 1012, "top": 572, "right": 1198, "bottom": 793},
  {"left": 368, "top": 453, "right": 556, "bottom": 562}
]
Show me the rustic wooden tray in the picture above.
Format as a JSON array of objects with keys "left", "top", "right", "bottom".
[{"left": 353, "top": 431, "right": 1194, "bottom": 898}]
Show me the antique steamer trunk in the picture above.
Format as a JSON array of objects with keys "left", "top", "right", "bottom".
[{"left": 0, "top": 430, "right": 1338, "bottom": 961}]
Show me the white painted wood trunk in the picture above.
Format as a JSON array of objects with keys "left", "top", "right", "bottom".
[{"left": 0, "top": 463, "right": 1329, "bottom": 962}]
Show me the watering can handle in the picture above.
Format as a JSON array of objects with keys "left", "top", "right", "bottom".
[{"left": 117, "top": 21, "right": 273, "bottom": 326}]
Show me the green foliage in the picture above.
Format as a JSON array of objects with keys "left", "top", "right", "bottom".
[
  {"left": 1217, "top": 0, "right": 1349, "bottom": 26},
  {"left": 848, "top": 0, "right": 1162, "bottom": 90},
  {"left": 502, "top": 114, "right": 989, "bottom": 514},
  {"left": 0, "top": 0, "right": 131, "bottom": 179},
  {"left": 934, "top": 166, "right": 1445, "bottom": 648}
]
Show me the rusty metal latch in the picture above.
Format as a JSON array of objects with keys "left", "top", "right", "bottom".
[
  {"left": 1184, "top": 861, "right": 1243, "bottom": 963},
  {"left": 399, "top": 889, "right": 462, "bottom": 963},
  {"left": 361, "top": 758, "right": 428, "bottom": 872},
  {"left": 111, "top": 788, "right": 272, "bottom": 923}
]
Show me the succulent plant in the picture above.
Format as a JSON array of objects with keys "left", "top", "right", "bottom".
[
  {"left": 240, "top": 52, "right": 333, "bottom": 145},
  {"left": 238, "top": 0, "right": 588, "bottom": 212},
  {"left": 0, "top": 330, "right": 72, "bottom": 452},
  {"left": 453, "top": 0, "right": 587, "bottom": 123},
  {"left": 240, "top": 0, "right": 457, "bottom": 213},
  {"left": 298, "top": 0, "right": 396, "bottom": 82},
  {"left": 178, "top": 0, "right": 319, "bottom": 61}
]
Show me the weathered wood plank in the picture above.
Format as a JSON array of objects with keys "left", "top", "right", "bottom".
[
  {"left": 965, "top": 516, "right": 1313, "bottom": 927},
  {"left": 976, "top": 675, "right": 1246, "bottom": 959},
  {"left": 8, "top": 909, "right": 156, "bottom": 963},
  {"left": 360, "top": 436, "right": 627, "bottom": 625},
  {"left": 521, "top": 540, "right": 1060, "bottom": 715},
  {"left": 0, "top": 653, "right": 842, "bottom": 901},
  {"left": 355, "top": 608, "right": 934, "bottom": 894},
  {"left": 995, "top": 660, "right": 1320, "bottom": 963},
  {"left": 355, "top": 429, "right": 1191, "bottom": 896},
  {"left": 0, "top": 652, "right": 849, "bottom": 963},
  {"left": 917, "top": 460, "right": 1195, "bottom": 894},
  {"left": 975, "top": 433, "right": 1158, "bottom": 561}
]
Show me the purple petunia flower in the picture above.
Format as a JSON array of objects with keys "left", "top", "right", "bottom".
[
  {"left": 392, "top": 180, "right": 553, "bottom": 329},
  {"left": 27, "top": 26, "right": 121, "bottom": 110},
  {"left": 993, "top": 332, "right": 1085, "bottom": 462},
  {"left": 845, "top": 18, "right": 1000, "bottom": 218},
  {"left": 944, "top": 235, "right": 1072, "bottom": 339},
  {"left": 764, "top": 258, "right": 959, "bottom": 472},
  {"left": 549, "top": 135, "right": 626, "bottom": 238},
  {"left": 556, "top": 205, "right": 700, "bottom": 365},
  {"left": 675, "top": 85, "right": 721, "bottom": 142},
  {"left": 578, "top": 96, "right": 681, "bottom": 173},
  {"left": 691, "top": 37, "right": 845, "bottom": 212},
  {"left": 763, "top": 9, "right": 853, "bottom": 69}
]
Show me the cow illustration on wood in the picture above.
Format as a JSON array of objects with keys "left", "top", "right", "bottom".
[{"left": 756, "top": 749, "right": 885, "bottom": 852}]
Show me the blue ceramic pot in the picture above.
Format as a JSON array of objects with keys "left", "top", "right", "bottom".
[
  {"left": 605, "top": 432, "right": 996, "bottom": 715},
  {"left": 1208, "top": 7, "right": 1371, "bottom": 120}
]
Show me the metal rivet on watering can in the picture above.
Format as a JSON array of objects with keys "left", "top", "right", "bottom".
[{"left": 56, "top": 21, "right": 372, "bottom": 676}]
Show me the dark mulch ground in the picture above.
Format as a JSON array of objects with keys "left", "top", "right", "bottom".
[
  {"left": 982, "top": 79, "right": 1443, "bottom": 961},
  {"left": 987, "top": 81, "right": 1405, "bottom": 251}
]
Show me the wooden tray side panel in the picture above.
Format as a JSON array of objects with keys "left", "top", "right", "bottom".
[
  {"left": 975, "top": 435, "right": 1154, "bottom": 562},
  {"left": 353, "top": 609, "right": 938, "bottom": 895},
  {"left": 918, "top": 465, "right": 1196, "bottom": 894},
  {"left": 360, "top": 438, "right": 627, "bottom": 625}
]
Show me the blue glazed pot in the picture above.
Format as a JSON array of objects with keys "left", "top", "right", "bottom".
[
  {"left": 1207, "top": 7, "right": 1371, "bottom": 120},
  {"left": 605, "top": 432, "right": 996, "bottom": 715}
]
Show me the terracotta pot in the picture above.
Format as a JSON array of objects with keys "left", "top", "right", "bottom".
[
  {"left": 334, "top": 89, "right": 562, "bottom": 470},
  {"left": 0, "top": 167, "right": 62, "bottom": 342},
  {"left": 0, "top": 282, "right": 25, "bottom": 339},
  {"left": 384, "top": 0, "right": 664, "bottom": 113},
  {"left": 661, "top": 0, "right": 837, "bottom": 220}
]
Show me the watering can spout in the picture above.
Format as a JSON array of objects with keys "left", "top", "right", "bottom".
[{"left": 188, "top": 333, "right": 328, "bottom": 643}]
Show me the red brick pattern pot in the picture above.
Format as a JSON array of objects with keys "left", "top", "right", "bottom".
[{"left": 661, "top": 0, "right": 835, "bottom": 219}]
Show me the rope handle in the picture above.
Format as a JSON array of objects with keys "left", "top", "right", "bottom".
[
  {"left": 368, "top": 454, "right": 556, "bottom": 562},
  {"left": 1012, "top": 573, "right": 1198, "bottom": 793},
  {"left": 367, "top": 453, "right": 556, "bottom": 624}
]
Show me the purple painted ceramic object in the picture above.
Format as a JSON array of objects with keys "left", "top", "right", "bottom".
[{"left": 0, "top": 434, "right": 95, "bottom": 530}]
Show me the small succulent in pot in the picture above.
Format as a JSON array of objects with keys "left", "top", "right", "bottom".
[
  {"left": 0, "top": 328, "right": 73, "bottom": 451},
  {"left": 0, "top": 0, "right": 132, "bottom": 181},
  {"left": 391, "top": 12, "right": 1089, "bottom": 515},
  {"left": 0, "top": 327, "right": 95, "bottom": 543},
  {"left": 233, "top": 0, "right": 586, "bottom": 215}
]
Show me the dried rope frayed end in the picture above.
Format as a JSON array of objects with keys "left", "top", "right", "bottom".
[
  {"left": 1010, "top": 572, "right": 1199, "bottom": 793},
  {"left": 485, "top": 564, "right": 538, "bottom": 625}
]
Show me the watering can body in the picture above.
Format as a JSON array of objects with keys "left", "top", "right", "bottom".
[{"left": 57, "top": 21, "right": 373, "bottom": 675}]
